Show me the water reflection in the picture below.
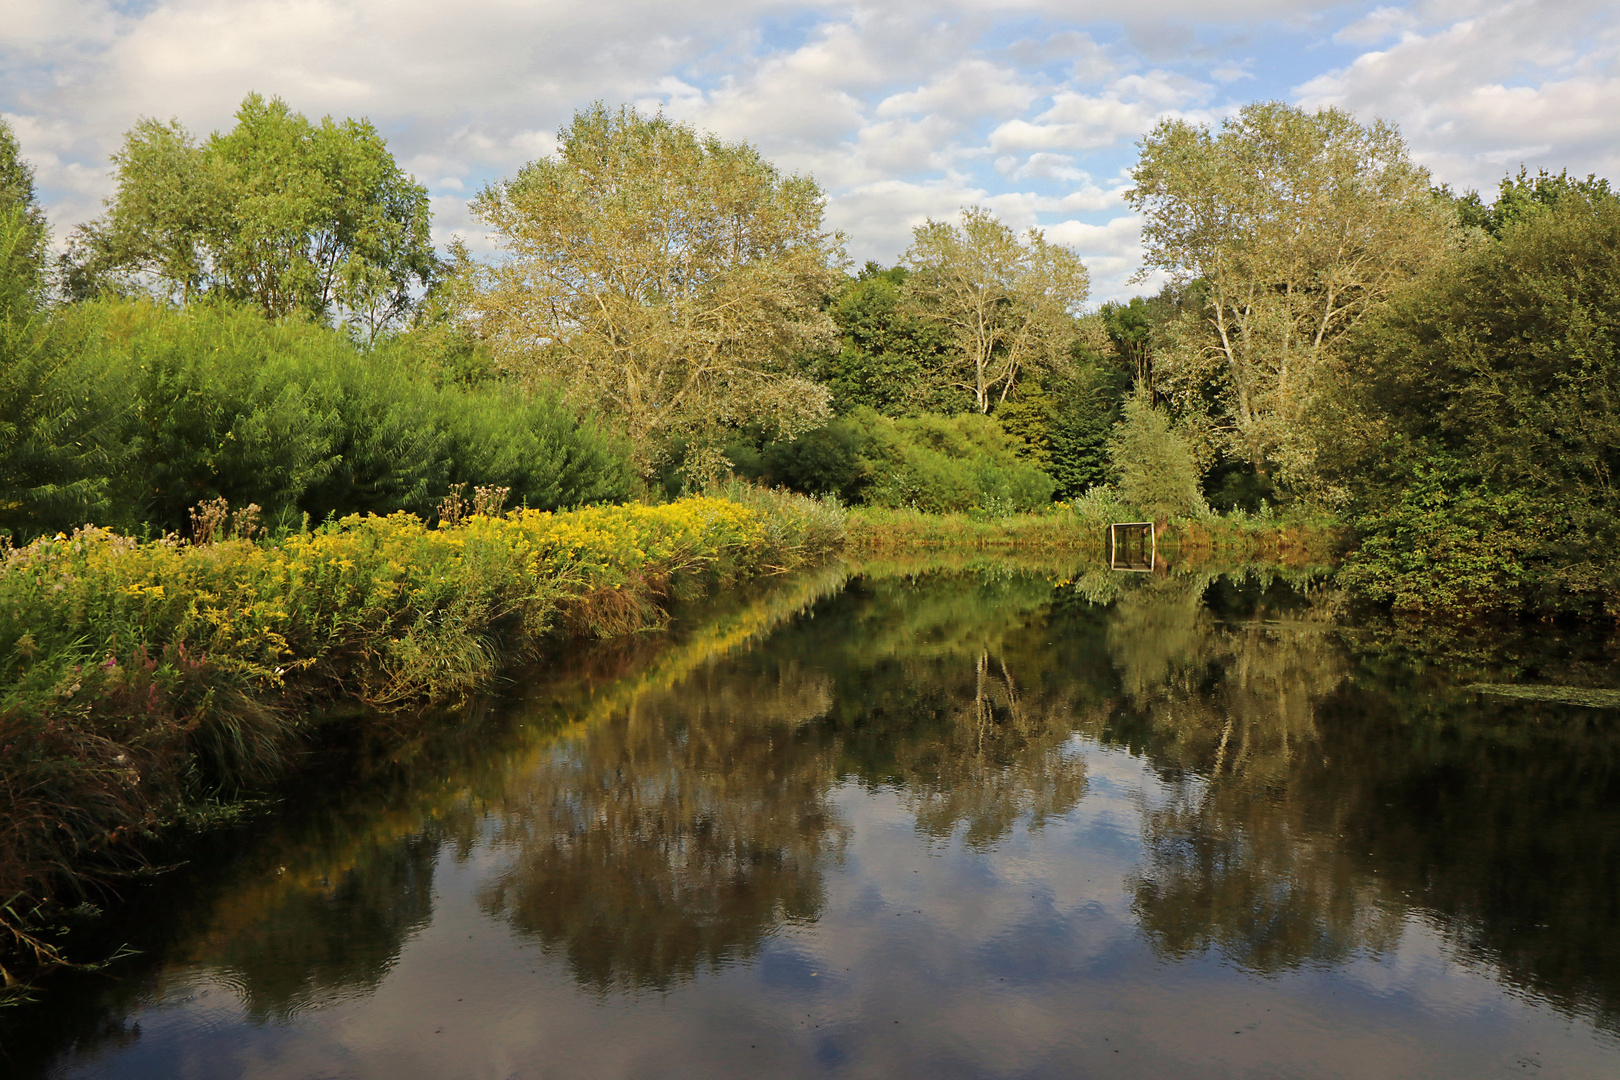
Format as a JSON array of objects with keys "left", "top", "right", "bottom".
[
  {"left": 478, "top": 662, "right": 847, "bottom": 992},
  {"left": 1101, "top": 569, "right": 1620, "bottom": 1029},
  {"left": 15, "top": 558, "right": 1620, "bottom": 1077}
]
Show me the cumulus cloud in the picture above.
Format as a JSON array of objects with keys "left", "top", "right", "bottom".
[
  {"left": 1299, "top": 0, "right": 1620, "bottom": 191},
  {"left": 989, "top": 71, "right": 1210, "bottom": 153},
  {"left": 0, "top": 0, "right": 1613, "bottom": 302}
]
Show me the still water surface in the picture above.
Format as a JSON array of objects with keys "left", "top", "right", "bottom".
[{"left": 19, "top": 560, "right": 1620, "bottom": 1078}]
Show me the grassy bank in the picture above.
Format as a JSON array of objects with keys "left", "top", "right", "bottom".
[
  {"left": 846, "top": 500, "right": 1345, "bottom": 565},
  {"left": 846, "top": 505, "right": 1098, "bottom": 552},
  {"left": 0, "top": 491, "right": 842, "bottom": 991}
]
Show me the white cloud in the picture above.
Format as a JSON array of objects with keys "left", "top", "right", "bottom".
[
  {"left": 1, "top": 0, "right": 1614, "bottom": 294},
  {"left": 1333, "top": 5, "right": 1418, "bottom": 45},
  {"left": 989, "top": 71, "right": 1208, "bottom": 153},
  {"left": 876, "top": 60, "right": 1042, "bottom": 121},
  {"left": 1299, "top": 1, "right": 1620, "bottom": 191},
  {"left": 1211, "top": 62, "right": 1254, "bottom": 84}
]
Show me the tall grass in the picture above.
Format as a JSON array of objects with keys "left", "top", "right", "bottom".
[{"left": 846, "top": 504, "right": 1098, "bottom": 551}]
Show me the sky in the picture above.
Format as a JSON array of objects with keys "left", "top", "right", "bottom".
[{"left": 3, "top": 0, "right": 1617, "bottom": 302}]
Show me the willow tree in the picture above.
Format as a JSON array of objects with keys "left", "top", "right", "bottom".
[
  {"left": 1127, "top": 101, "right": 1455, "bottom": 488},
  {"left": 902, "top": 206, "right": 1090, "bottom": 413},
  {"left": 469, "top": 105, "right": 843, "bottom": 481},
  {"left": 65, "top": 94, "right": 436, "bottom": 341}
]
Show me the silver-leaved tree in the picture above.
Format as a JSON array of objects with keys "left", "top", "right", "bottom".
[{"left": 467, "top": 104, "right": 844, "bottom": 483}]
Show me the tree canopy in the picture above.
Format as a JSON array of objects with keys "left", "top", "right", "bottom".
[
  {"left": 902, "top": 206, "right": 1089, "bottom": 414},
  {"left": 0, "top": 118, "right": 49, "bottom": 314},
  {"left": 65, "top": 94, "right": 436, "bottom": 339},
  {"left": 1128, "top": 101, "right": 1455, "bottom": 488},
  {"left": 808, "top": 263, "right": 964, "bottom": 417},
  {"left": 1326, "top": 192, "right": 1620, "bottom": 615},
  {"left": 468, "top": 104, "right": 843, "bottom": 481}
]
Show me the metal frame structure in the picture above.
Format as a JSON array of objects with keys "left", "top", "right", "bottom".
[{"left": 1108, "top": 521, "right": 1156, "bottom": 572}]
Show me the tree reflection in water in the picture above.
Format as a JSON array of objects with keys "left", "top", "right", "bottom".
[
  {"left": 477, "top": 662, "right": 848, "bottom": 992},
  {"left": 1102, "top": 569, "right": 1620, "bottom": 1033},
  {"left": 1097, "top": 571, "right": 1402, "bottom": 971},
  {"left": 18, "top": 559, "right": 1620, "bottom": 1071},
  {"left": 475, "top": 568, "right": 1094, "bottom": 988}
]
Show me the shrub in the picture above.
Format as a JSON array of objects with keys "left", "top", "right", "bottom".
[
  {"left": 1109, "top": 391, "right": 1208, "bottom": 521},
  {"left": 748, "top": 407, "right": 1055, "bottom": 513},
  {"left": 1, "top": 300, "right": 636, "bottom": 542},
  {"left": 1337, "top": 465, "right": 1549, "bottom": 617}
]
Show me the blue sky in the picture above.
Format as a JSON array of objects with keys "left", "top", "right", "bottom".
[{"left": 4, "top": 1, "right": 1617, "bottom": 301}]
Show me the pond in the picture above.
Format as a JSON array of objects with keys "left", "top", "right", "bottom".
[{"left": 13, "top": 558, "right": 1620, "bottom": 1079}]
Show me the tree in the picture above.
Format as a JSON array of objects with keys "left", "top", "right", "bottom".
[
  {"left": 65, "top": 94, "right": 436, "bottom": 340},
  {"left": 1127, "top": 102, "right": 1455, "bottom": 488},
  {"left": 0, "top": 118, "right": 49, "bottom": 313},
  {"left": 809, "top": 263, "right": 964, "bottom": 416},
  {"left": 1110, "top": 390, "right": 1207, "bottom": 521},
  {"left": 902, "top": 206, "right": 1090, "bottom": 414},
  {"left": 0, "top": 128, "right": 108, "bottom": 539},
  {"left": 1325, "top": 194, "right": 1620, "bottom": 616},
  {"left": 468, "top": 104, "right": 842, "bottom": 481}
]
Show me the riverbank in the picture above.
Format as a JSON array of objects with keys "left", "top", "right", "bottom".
[
  {"left": 846, "top": 503, "right": 1345, "bottom": 565},
  {"left": 0, "top": 490, "right": 843, "bottom": 993},
  {"left": 0, "top": 488, "right": 1337, "bottom": 998}
]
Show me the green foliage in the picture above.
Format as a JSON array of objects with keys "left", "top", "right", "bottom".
[
  {"left": 991, "top": 379, "right": 1055, "bottom": 469},
  {"left": 0, "top": 301, "right": 635, "bottom": 542},
  {"left": 1329, "top": 195, "right": 1620, "bottom": 615},
  {"left": 1098, "top": 296, "right": 1156, "bottom": 386},
  {"left": 1045, "top": 346, "right": 1133, "bottom": 499},
  {"left": 859, "top": 411, "right": 1055, "bottom": 513},
  {"left": 1109, "top": 391, "right": 1208, "bottom": 521},
  {"left": 1128, "top": 101, "right": 1453, "bottom": 484},
  {"left": 0, "top": 120, "right": 49, "bottom": 313},
  {"left": 902, "top": 206, "right": 1089, "bottom": 413},
  {"left": 809, "top": 263, "right": 965, "bottom": 416},
  {"left": 737, "top": 407, "right": 1055, "bottom": 513},
  {"left": 469, "top": 103, "right": 840, "bottom": 481},
  {"left": 1436, "top": 167, "right": 1619, "bottom": 239},
  {"left": 65, "top": 94, "right": 436, "bottom": 338},
  {"left": 1338, "top": 465, "right": 1544, "bottom": 616}
]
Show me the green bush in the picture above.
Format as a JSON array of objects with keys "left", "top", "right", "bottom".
[
  {"left": 1327, "top": 193, "right": 1620, "bottom": 616},
  {"left": 1, "top": 301, "right": 636, "bottom": 541},
  {"left": 744, "top": 407, "right": 1055, "bottom": 513},
  {"left": 1109, "top": 391, "right": 1208, "bottom": 521},
  {"left": 1338, "top": 463, "right": 1547, "bottom": 617}
]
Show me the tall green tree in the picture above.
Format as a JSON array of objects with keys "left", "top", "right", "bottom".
[
  {"left": 809, "top": 263, "right": 963, "bottom": 416},
  {"left": 902, "top": 206, "right": 1090, "bottom": 414},
  {"left": 469, "top": 104, "right": 842, "bottom": 481},
  {"left": 1127, "top": 102, "right": 1455, "bottom": 489},
  {"left": 0, "top": 119, "right": 49, "bottom": 311},
  {"left": 65, "top": 94, "right": 436, "bottom": 340},
  {"left": 1326, "top": 192, "right": 1620, "bottom": 615},
  {"left": 1109, "top": 390, "right": 1207, "bottom": 521}
]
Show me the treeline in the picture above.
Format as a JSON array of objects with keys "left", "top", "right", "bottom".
[
  {"left": 0, "top": 116, "right": 632, "bottom": 543},
  {"left": 3, "top": 95, "right": 1618, "bottom": 616},
  {"left": 1, "top": 295, "right": 632, "bottom": 541}
]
